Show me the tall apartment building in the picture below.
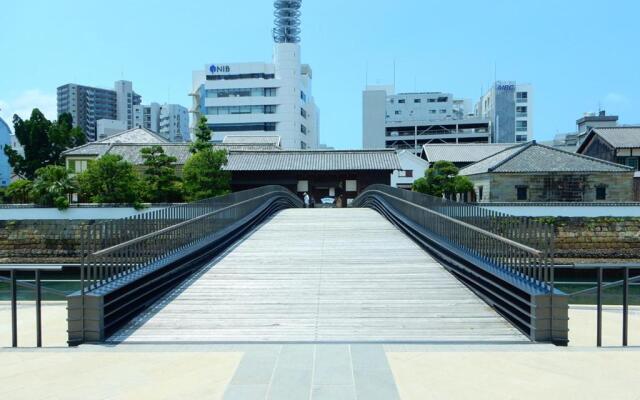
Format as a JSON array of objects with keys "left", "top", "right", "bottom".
[
  {"left": 132, "top": 103, "right": 190, "bottom": 142},
  {"left": 475, "top": 81, "right": 533, "bottom": 143},
  {"left": 57, "top": 80, "right": 140, "bottom": 141},
  {"left": 363, "top": 81, "right": 534, "bottom": 153},
  {"left": 190, "top": 0, "right": 319, "bottom": 149},
  {"left": 363, "top": 86, "right": 490, "bottom": 153},
  {"left": 114, "top": 80, "right": 141, "bottom": 130}
]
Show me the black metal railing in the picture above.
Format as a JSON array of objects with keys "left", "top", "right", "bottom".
[
  {"left": 80, "top": 185, "right": 301, "bottom": 291},
  {"left": 567, "top": 263, "right": 640, "bottom": 347},
  {"left": 354, "top": 185, "right": 555, "bottom": 288},
  {"left": 0, "top": 265, "right": 65, "bottom": 347},
  {"left": 354, "top": 185, "right": 567, "bottom": 344}
]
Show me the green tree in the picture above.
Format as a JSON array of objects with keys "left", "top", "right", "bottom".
[
  {"left": 77, "top": 154, "right": 142, "bottom": 204},
  {"left": 189, "top": 116, "right": 213, "bottom": 153},
  {"left": 140, "top": 145, "right": 183, "bottom": 203},
  {"left": 182, "top": 148, "right": 230, "bottom": 201},
  {"left": 412, "top": 160, "right": 474, "bottom": 200},
  {"left": 30, "top": 165, "right": 77, "bottom": 209},
  {"left": 3, "top": 109, "right": 86, "bottom": 179},
  {"left": 5, "top": 179, "right": 33, "bottom": 203}
]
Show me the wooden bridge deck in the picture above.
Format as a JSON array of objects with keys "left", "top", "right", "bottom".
[{"left": 109, "top": 208, "right": 528, "bottom": 343}]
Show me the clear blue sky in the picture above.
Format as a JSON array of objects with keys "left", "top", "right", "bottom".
[{"left": 1, "top": 0, "right": 638, "bottom": 148}]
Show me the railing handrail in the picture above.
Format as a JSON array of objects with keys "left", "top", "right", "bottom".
[
  {"left": 80, "top": 185, "right": 302, "bottom": 292},
  {"left": 365, "top": 189, "right": 544, "bottom": 256},
  {"left": 91, "top": 190, "right": 297, "bottom": 257}
]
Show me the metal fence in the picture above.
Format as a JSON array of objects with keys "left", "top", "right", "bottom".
[
  {"left": 0, "top": 265, "right": 65, "bottom": 347},
  {"left": 567, "top": 263, "right": 640, "bottom": 347},
  {"left": 354, "top": 185, "right": 555, "bottom": 288},
  {"left": 80, "top": 185, "right": 301, "bottom": 291}
]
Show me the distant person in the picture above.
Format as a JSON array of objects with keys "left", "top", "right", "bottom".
[
  {"left": 303, "top": 192, "right": 310, "bottom": 208},
  {"left": 309, "top": 195, "right": 315, "bottom": 208}
]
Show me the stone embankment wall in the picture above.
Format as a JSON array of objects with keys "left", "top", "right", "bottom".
[
  {"left": 0, "top": 217, "right": 639, "bottom": 263},
  {"left": 0, "top": 220, "right": 96, "bottom": 264},
  {"left": 549, "top": 217, "right": 640, "bottom": 260}
]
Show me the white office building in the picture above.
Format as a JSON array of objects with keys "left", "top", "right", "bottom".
[
  {"left": 363, "top": 81, "right": 534, "bottom": 153},
  {"left": 132, "top": 103, "right": 189, "bottom": 142},
  {"left": 475, "top": 81, "right": 533, "bottom": 143},
  {"left": 190, "top": 0, "right": 319, "bottom": 149},
  {"left": 133, "top": 102, "right": 161, "bottom": 133},
  {"left": 363, "top": 86, "right": 490, "bottom": 153},
  {"left": 159, "top": 104, "right": 190, "bottom": 142}
]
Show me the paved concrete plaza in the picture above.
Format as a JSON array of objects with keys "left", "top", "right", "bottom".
[{"left": 2, "top": 302, "right": 640, "bottom": 399}]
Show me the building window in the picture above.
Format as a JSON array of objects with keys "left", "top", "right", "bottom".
[
  {"left": 398, "top": 99, "right": 405, "bottom": 104},
  {"left": 300, "top": 141, "right": 307, "bottom": 149},
  {"left": 209, "top": 122, "right": 276, "bottom": 132},
  {"left": 300, "top": 108, "right": 307, "bottom": 118},
  {"left": 345, "top": 180, "right": 357, "bottom": 192},
  {"left": 478, "top": 186, "right": 484, "bottom": 201},
  {"left": 394, "top": 110, "right": 401, "bottom": 115},
  {"left": 414, "top": 99, "right": 421, "bottom": 103},
  {"left": 437, "top": 97, "right": 448, "bottom": 102},
  {"left": 427, "top": 98, "right": 436, "bottom": 103},
  {"left": 264, "top": 88, "right": 277, "bottom": 97},
  {"left": 429, "top": 110, "right": 437, "bottom": 114},
  {"left": 300, "top": 91, "right": 307, "bottom": 102},
  {"left": 516, "top": 105, "right": 527, "bottom": 117},
  {"left": 265, "top": 105, "right": 277, "bottom": 114},
  {"left": 301, "top": 124, "right": 307, "bottom": 134},
  {"left": 516, "top": 186, "right": 528, "bottom": 201},
  {"left": 399, "top": 170, "right": 413, "bottom": 177},
  {"left": 516, "top": 92, "right": 528, "bottom": 103},
  {"left": 516, "top": 120, "right": 528, "bottom": 132},
  {"left": 624, "top": 157, "right": 639, "bottom": 170},
  {"left": 596, "top": 185, "right": 607, "bottom": 200},
  {"left": 516, "top": 135, "right": 528, "bottom": 142}
]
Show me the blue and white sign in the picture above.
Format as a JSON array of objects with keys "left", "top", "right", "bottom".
[
  {"left": 496, "top": 81, "right": 516, "bottom": 91},
  {"left": 209, "top": 65, "right": 231, "bottom": 74}
]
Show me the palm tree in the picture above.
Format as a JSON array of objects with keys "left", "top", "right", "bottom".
[{"left": 30, "top": 165, "right": 77, "bottom": 209}]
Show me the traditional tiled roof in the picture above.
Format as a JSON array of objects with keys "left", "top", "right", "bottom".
[
  {"left": 62, "top": 143, "right": 112, "bottom": 157},
  {"left": 63, "top": 143, "right": 281, "bottom": 162},
  {"left": 98, "top": 127, "right": 169, "bottom": 144},
  {"left": 460, "top": 142, "right": 634, "bottom": 176},
  {"left": 421, "top": 143, "right": 519, "bottom": 163},
  {"left": 222, "top": 135, "right": 281, "bottom": 147},
  {"left": 577, "top": 126, "right": 640, "bottom": 152},
  {"left": 224, "top": 150, "right": 402, "bottom": 171}
]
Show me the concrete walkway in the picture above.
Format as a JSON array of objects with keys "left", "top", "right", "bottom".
[{"left": 110, "top": 208, "right": 526, "bottom": 343}]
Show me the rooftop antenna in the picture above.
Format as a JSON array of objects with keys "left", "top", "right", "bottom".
[
  {"left": 365, "top": 61, "right": 368, "bottom": 87},
  {"left": 393, "top": 59, "right": 396, "bottom": 90},
  {"left": 494, "top": 61, "right": 497, "bottom": 83}
]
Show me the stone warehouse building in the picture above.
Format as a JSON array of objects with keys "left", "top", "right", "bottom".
[
  {"left": 577, "top": 126, "right": 640, "bottom": 200},
  {"left": 459, "top": 141, "right": 635, "bottom": 203}
]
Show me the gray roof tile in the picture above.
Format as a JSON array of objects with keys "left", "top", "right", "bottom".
[
  {"left": 98, "top": 127, "right": 169, "bottom": 144},
  {"left": 224, "top": 150, "right": 401, "bottom": 171},
  {"left": 421, "top": 143, "right": 519, "bottom": 163},
  {"left": 460, "top": 142, "right": 634, "bottom": 176},
  {"left": 583, "top": 126, "right": 640, "bottom": 149}
]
